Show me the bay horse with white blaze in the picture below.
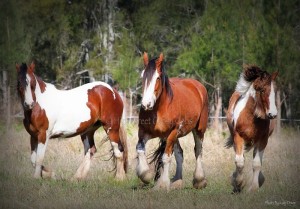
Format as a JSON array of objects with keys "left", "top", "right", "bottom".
[
  {"left": 226, "top": 65, "right": 278, "bottom": 193},
  {"left": 136, "top": 53, "right": 209, "bottom": 190},
  {"left": 16, "top": 62, "right": 128, "bottom": 180}
]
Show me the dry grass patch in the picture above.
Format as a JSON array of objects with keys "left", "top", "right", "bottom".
[{"left": 0, "top": 123, "right": 299, "bottom": 209}]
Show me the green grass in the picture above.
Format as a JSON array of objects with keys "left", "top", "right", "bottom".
[{"left": 0, "top": 125, "right": 299, "bottom": 209}]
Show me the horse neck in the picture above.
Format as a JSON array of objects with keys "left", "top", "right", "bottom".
[
  {"left": 34, "top": 76, "right": 56, "bottom": 100},
  {"left": 241, "top": 87, "right": 264, "bottom": 120},
  {"left": 155, "top": 85, "right": 171, "bottom": 112}
]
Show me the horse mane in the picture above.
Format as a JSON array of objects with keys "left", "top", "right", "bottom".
[
  {"left": 17, "top": 62, "right": 47, "bottom": 93},
  {"left": 18, "top": 63, "right": 28, "bottom": 90},
  {"left": 144, "top": 57, "right": 173, "bottom": 101},
  {"left": 236, "top": 64, "right": 273, "bottom": 118},
  {"left": 235, "top": 64, "right": 264, "bottom": 94}
]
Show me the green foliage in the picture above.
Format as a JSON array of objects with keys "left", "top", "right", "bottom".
[
  {"left": 0, "top": 0, "right": 30, "bottom": 81},
  {"left": 111, "top": 27, "right": 140, "bottom": 89},
  {"left": 0, "top": 0, "right": 299, "bottom": 117}
]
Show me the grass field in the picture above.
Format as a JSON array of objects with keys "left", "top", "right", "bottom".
[{"left": 0, "top": 123, "right": 299, "bottom": 209}]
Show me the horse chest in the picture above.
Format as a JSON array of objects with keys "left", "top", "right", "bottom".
[
  {"left": 154, "top": 115, "right": 172, "bottom": 133},
  {"left": 236, "top": 117, "right": 270, "bottom": 142},
  {"left": 25, "top": 103, "right": 49, "bottom": 135}
]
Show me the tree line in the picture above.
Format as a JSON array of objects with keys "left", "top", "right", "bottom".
[{"left": 0, "top": 0, "right": 299, "bottom": 127}]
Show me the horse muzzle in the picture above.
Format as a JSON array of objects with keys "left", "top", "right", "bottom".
[
  {"left": 24, "top": 102, "right": 36, "bottom": 110},
  {"left": 267, "top": 113, "right": 277, "bottom": 119},
  {"left": 141, "top": 103, "right": 153, "bottom": 111}
]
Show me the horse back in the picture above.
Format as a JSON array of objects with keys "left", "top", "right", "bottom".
[
  {"left": 170, "top": 78, "right": 208, "bottom": 106},
  {"left": 165, "top": 78, "right": 208, "bottom": 133}
]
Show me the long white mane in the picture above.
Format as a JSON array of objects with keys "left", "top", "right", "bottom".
[{"left": 235, "top": 73, "right": 251, "bottom": 95}]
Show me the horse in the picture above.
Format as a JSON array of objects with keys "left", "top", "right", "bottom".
[
  {"left": 136, "top": 52, "right": 209, "bottom": 190},
  {"left": 226, "top": 64, "right": 278, "bottom": 193},
  {"left": 16, "top": 62, "right": 128, "bottom": 180}
]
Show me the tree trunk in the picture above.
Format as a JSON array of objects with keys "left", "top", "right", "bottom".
[
  {"left": 7, "top": 84, "right": 11, "bottom": 131},
  {"left": 107, "top": 0, "right": 115, "bottom": 62},
  {"left": 97, "top": 0, "right": 116, "bottom": 74},
  {"left": 213, "top": 87, "right": 222, "bottom": 131},
  {"left": 2, "top": 70, "right": 11, "bottom": 130},
  {"left": 276, "top": 89, "right": 281, "bottom": 136}
]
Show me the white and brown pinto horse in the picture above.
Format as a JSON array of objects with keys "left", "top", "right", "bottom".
[
  {"left": 16, "top": 62, "right": 128, "bottom": 180},
  {"left": 226, "top": 65, "right": 278, "bottom": 193},
  {"left": 136, "top": 53, "right": 209, "bottom": 190}
]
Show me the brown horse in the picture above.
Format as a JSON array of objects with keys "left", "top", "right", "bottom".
[
  {"left": 136, "top": 53, "right": 209, "bottom": 190},
  {"left": 226, "top": 65, "right": 278, "bottom": 193},
  {"left": 16, "top": 62, "right": 128, "bottom": 180}
]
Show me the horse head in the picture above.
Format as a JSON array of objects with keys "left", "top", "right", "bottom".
[
  {"left": 243, "top": 65, "right": 278, "bottom": 119},
  {"left": 16, "top": 62, "right": 37, "bottom": 110},
  {"left": 141, "top": 52, "right": 165, "bottom": 110}
]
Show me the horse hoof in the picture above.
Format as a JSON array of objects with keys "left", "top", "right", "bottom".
[
  {"left": 33, "top": 174, "right": 42, "bottom": 179},
  {"left": 115, "top": 172, "right": 126, "bottom": 181},
  {"left": 138, "top": 170, "right": 153, "bottom": 184},
  {"left": 153, "top": 181, "right": 170, "bottom": 191},
  {"left": 193, "top": 178, "right": 207, "bottom": 189},
  {"left": 42, "top": 170, "right": 56, "bottom": 179},
  {"left": 170, "top": 179, "right": 183, "bottom": 190}
]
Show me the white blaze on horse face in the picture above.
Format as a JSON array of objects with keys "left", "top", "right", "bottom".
[
  {"left": 142, "top": 70, "right": 160, "bottom": 110},
  {"left": 24, "top": 74, "right": 35, "bottom": 108},
  {"left": 267, "top": 82, "right": 277, "bottom": 118}
]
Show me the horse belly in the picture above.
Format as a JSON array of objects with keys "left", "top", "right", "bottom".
[{"left": 49, "top": 103, "right": 93, "bottom": 138}]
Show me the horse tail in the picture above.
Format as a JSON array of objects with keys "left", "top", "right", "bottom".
[
  {"left": 149, "top": 138, "right": 166, "bottom": 181},
  {"left": 197, "top": 83, "right": 209, "bottom": 138},
  {"left": 225, "top": 136, "right": 234, "bottom": 149},
  {"left": 119, "top": 123, "right": 128, "bottom": 173}
]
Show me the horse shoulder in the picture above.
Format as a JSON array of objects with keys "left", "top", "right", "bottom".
[
  {"left": 226, "top": 92, "right": 241, "bottom": 136},
  {"left": 25, "top": 103, "right": 49, "bottom": 138}
]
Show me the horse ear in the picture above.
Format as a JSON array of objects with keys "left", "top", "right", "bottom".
[
  {"left": 143, "top": 52, "right": 149, "bottom": 67},
  {"left": 16, "top": 63, "right": 20, "bottom": 72},
  {"left": 29, "top": 61, "right": 35, "bottom": 73},
  {"left": 156, "top": 53, "right": 164, "bottom": 74},
  {"left": 271, "top": 71, "right": 278, "bottom": 80}
]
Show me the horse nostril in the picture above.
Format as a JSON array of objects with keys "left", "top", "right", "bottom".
[
  {"left": 30, "top": 102, "right": 36, "bottom": 109},
  {"left": 268, "top": 113, "right": 276, "bottom": 119},
  {"left": 24, "top": 102, "right": 35, "bottom": 110},
  {"left": 141, "top": 102, "right": 152, "bottom": 111}
]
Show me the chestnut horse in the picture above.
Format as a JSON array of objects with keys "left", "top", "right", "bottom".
[
  {"left": 136, "top": 53, "right": 209, "bottom": 190},
  {"left": 226, "top": 65, "right": 278, "bottom": 193},
  {"left": 16, "top": 62, "right": 128, "bottom": 180}
]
